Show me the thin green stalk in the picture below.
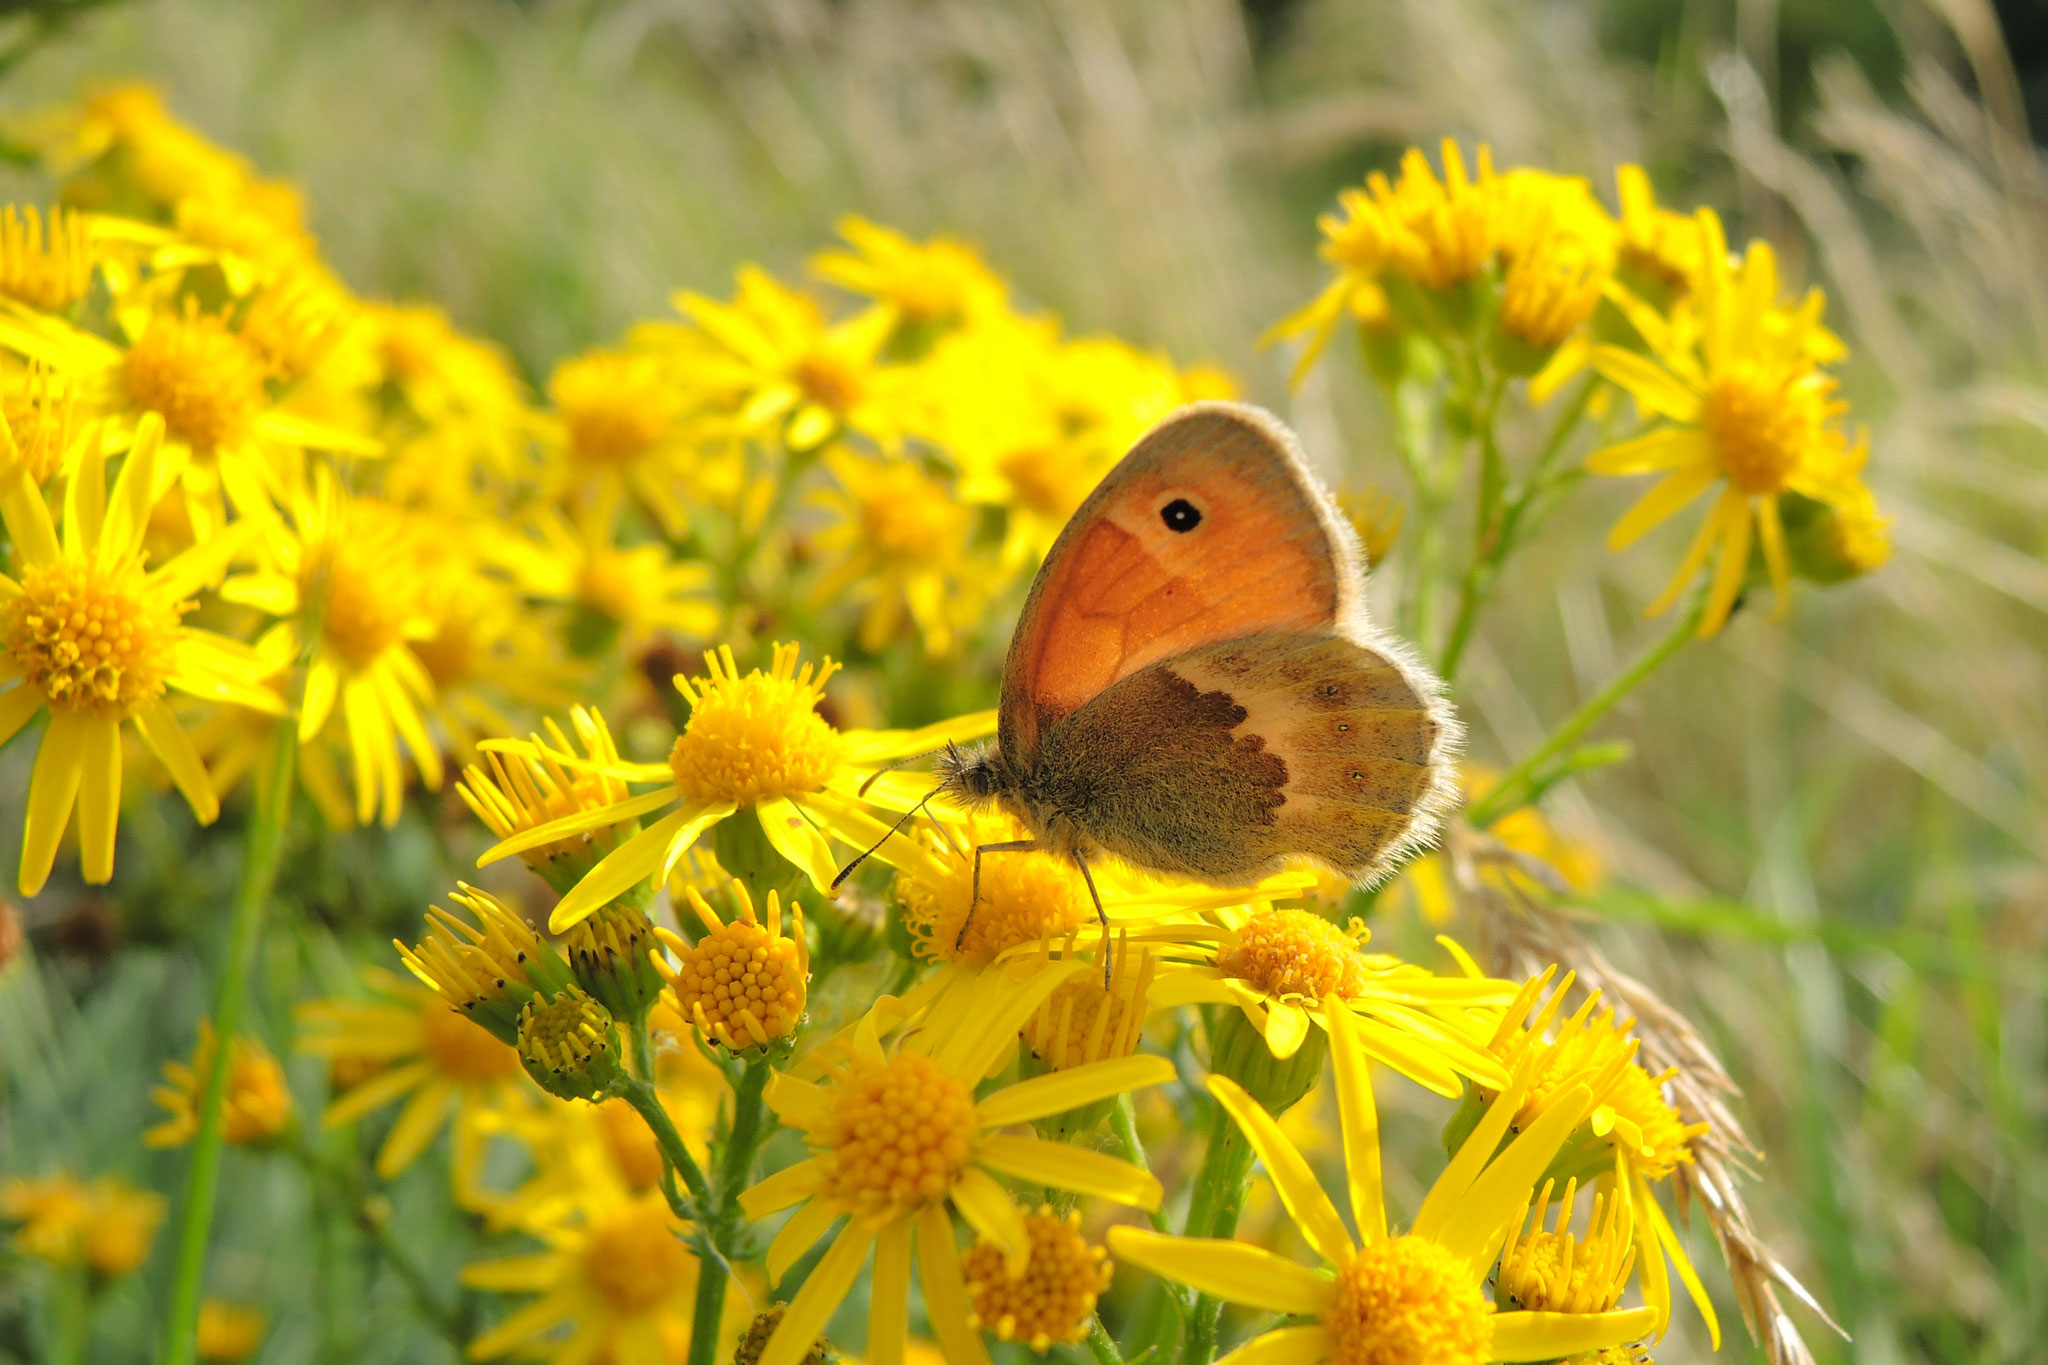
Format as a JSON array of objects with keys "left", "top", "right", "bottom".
[
  {"left": 160, "top": 718, "right": 299, "bottom": 1365},
  {"left": 1180, "top": 1102, "right": 1258, "bottom": 1365},
  {"left": 1439, "top": 374, "right": 1595, "bottom": 682},
  {"left": 1086, "top": 1315, "right": 1127, "bottom": 1365},
  {"left": 1108, "top": 1096, "right": 1173, "bottom": 1235},
  {"left": 718, "top": 1058, "right": 774, "bottom": 1198},
  {"left": 49, "top": 1267, "right": 88, "bottom": 1365},
  {"left": 1466, "top": 595, "right": 1704, "bottom": 828},
  {"left": 684, "top": 1249, "right": 731, "bottom": 1365},
  {"left": 623, "top": 1076, "right": 713, "bottom": 1210}
]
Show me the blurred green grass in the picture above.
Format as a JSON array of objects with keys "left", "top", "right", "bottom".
[{"left": 0, "top": 1, "right": 2043, "bottom": 1362}]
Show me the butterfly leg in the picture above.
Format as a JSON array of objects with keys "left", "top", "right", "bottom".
[
  {"left": 1071, "top": 851, "right": 1112, "bottom": 989},
  {"left": 957, "top": 839, "right": 1040, "bottom": 951}
]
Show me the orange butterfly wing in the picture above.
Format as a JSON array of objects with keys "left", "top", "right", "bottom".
[{"left": 998, "top": 402, "right": 1366, "bottom": 768}]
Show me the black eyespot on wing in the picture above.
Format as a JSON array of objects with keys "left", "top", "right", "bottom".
[{"left": 1160, "top": 498, "right": 1202, "bottom": 532}]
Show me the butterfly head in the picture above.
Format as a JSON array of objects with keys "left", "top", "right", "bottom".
[{"left": 934, "top": 740, "right": 1006, "bottom": 807}]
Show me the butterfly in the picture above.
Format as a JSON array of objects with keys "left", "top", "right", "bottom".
[{"left": 843, "top": 401, "right": 1460, "bottom": 939}]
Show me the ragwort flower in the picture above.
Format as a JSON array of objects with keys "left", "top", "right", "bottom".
[
  {"left": 737, "top": 969, "right": 1171, "bottom": 1365},
  {"left": 0, "top": 412, "right": 278, "bottom": 895},
  {"left": 1110, "top": 1000, "right": 1658, "bottom": 1365},
  {"left": 1588, "top": 209, "right": 1879, "bottom": 635},
  {"left": 478, "top": 641, "right": 994, "bottom": 931}
]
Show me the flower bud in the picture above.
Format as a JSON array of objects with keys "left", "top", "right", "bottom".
[
  {"left": 516, "top": 985, "right": 627, "bottom": 1102},
  {"left": 565, "top": 900, "right": 665, "bottom": 1030}
]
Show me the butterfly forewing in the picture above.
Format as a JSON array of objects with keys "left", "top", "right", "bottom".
[{"left": 997, "top": 402, "right": 1364, "bottom": 767}]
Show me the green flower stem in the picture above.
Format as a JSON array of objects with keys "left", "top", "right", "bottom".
[
  {"left": 283, "top": 1136, "right": 467, "bottom": 1349},
  {"left": 160, "top": 716, "right": 299, "bottom": 1365},
  {"left": 49, "top": 1267, "right": 89, "bottom": 1365},
  {"left": 1180, "top": 1100, "right": 1259, "bottom": 1365},
  {"left": 684, "top": 1248, "right": 730, "bottom": 1365},
  {"left": 1086, "top": 1314, "right": 1127, "bottom": 1365},
  {"left": 622, "top": 1076, "right": 713, "bottom": 1210},
  {"left": 1439, "top": 373, "right": 1595, "bottom": 682},
  {"left": 1108, "top": 1096, "right": 1173, "bottom": 1236},
  {"left": 1466, "top": 593, "right": 1704, "bottom": 829},
  {"left": 630, "top": 1015, "right": 657, "bottom": 1084},
  {"left": 685, "top": 1057, "right": 776, "bottom": 1365}
]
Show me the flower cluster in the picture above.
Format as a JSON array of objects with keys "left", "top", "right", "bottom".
[{"left": 0, "top": 93, "right": 1856, "bottom": 1365}]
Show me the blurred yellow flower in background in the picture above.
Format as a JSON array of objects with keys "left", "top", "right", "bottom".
[{"left": 145, "top": 1022, "right": 293, "bottom": 1148}]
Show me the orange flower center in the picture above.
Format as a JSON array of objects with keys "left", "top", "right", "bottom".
[
  {"left": 1704, "top": 371, "right": 1810, "bottom": 495},
  {"left": 1215, "top": 908, "right": 1370, "bottom": 1003},
  {"left": 1326, "top": 1236, "right": 1491, "bottom": 1365},
  {"left": 820, "top": 1054, "right": 976, "bottom": 1213},
  {"left": 668, "top": 919, "right": 806, "bottom": 1049},
  {"left": 963, "top": 1208, "right": 1113, "bottom": 1351},
  {"left": 4, "top": 561, "right": 180, "bottom": 718},
  {"left": 123, "top": 312, "right": 267, "bottom": 454}
]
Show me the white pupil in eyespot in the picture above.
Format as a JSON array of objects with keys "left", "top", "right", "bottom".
[{"left": 1161, "top": 498, "right": 1201, "bottom": 532}]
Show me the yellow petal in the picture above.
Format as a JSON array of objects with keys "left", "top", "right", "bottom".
[
  {"left": 1637, "top": 1166, "right": 1721, "bottom": 1348},
  {"left": 866, "top": 1221, "right": 913, "bottom": 1365},
  {"left": 739, "top": 1155, "right": 827, "bottom": 1221},
  {"left": 1605, "top": 460, "right": 1718, "bottom": 551},
  {"left": 1435, "top": 1083, "right": 1595, "bottom": 1280},
  {"left": 320, "top": 1061, "right": 433, "bottom": 1127},
  {"left": 1701, "top": 495, "right": 1754, "bottom": 637},
  {"left": 758, "top": 795, "right": 838, "bottom": 893},
  {"left": 19, "top": 710, "right": 85, "bottom": 896},
  {"left": 1591, "top": 346, "right": 1704, "bottom": 423},
  {"left": 976, "top": 1054, "right": 1176, "bottom": 1128},
  {"left": 1586, "top": 426, "right": 1708, "bottom": 478},
  {"left": 760, "top": 1224, "right": 877, "bottom": 1365},
  {"left": 1263, "top": 1000, "right": 1312, "bottom": 1059},
  {"left": 0, "top": 685, "right": 46, "bottom": 751},
  {"left": 1215, "top": 1324, "right": 1330, "bottom": 1365},
  {"left": 544, "top": 801, "right": 732, "bottom": 933},
  {"left": 374, "top": 1080, "right": 452, "bottom": 1179},
  {"left": 1489, "top": 1307, "right": 1660, "bottom": 1360},
  {"left": 299, "top": 657, "right": 338, "bottom": 743},
  {"left": 1207, "top": 1075, "right": 1353, "bottom": 1267},
  {"left": 840, "top": 709, "right": 998, "bottom": 764},
  {"left": 915, "top": 1204, "right": 993, "bottom": 1365},
  {"left": 950, "top": 1167, "right": 1028, "bottom": 1276},
  {"left": 1105, "top": 1227, "right": 1331, "bottom": 1316},
  {"left": 475, "top": 788, "right": 677, "bottom": 865},
  {"left": 975, "top": 1135, "right": 1161, "bottom": 1210},
  {"left": 1324, "top": 998, "right": 1386, "bottom": 1245},
  {"left": 766, "top": 1197, "right": 842, "bottom": 1282},
  {"left": 75, "top": 717, "right": 121, "bottom": 885}
]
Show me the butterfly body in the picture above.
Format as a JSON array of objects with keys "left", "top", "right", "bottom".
[{"left": 937, "top": 401, "right": 1459, "bottom": 891}]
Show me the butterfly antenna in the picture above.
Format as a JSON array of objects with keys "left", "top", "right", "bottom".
[
  {"left": 832, "top": 787, "right": 942, "bottom": 890},
  {"left": 856, "top": 746, "right": 949, "bottom": 798}
]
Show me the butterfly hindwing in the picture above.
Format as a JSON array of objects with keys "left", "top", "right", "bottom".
[
  {"left": 998, "top": 402, "right": 1364, "bottom": 769},
  {"left": 1025, "top": 630, "right": 1458, "bottom": 885}
]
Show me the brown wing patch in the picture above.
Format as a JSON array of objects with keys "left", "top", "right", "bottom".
[
  {"left": 999, "top": 402, "right": 1361, "bottom": 767},
  {"left": 1167, "top": 630, "right": 1458, "bottom": 883}
]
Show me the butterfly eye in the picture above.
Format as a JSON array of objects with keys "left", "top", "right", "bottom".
[{"left": 1160, "top": 498, "right": 1202, "bottom": 532}]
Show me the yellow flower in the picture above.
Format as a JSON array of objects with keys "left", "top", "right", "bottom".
[
  {"left": 0, "top": 364, "right": 81, "bottom": 487},
  {"left": 0, "top": 205, "right": 95, "bottom": 310},
  {"left": 1, "top": 1171, "right": 165, "bottom": 1276},
  {"left": 361, "top": 301, "right": 533, "bottom": 495},
  {"left": 196, "top": 1300, "right": 266, "bottom": 1363},
  {"left": 296, "top": 966, "right": 527, "bottom": 1181},
  {"left": 1496, "top": 1178, "right": 1637, "bottom": 1316},
  {"left": 1019, "top": 931, "right": 1157, "bottom": 1072},
  {"left": 962, "top": 1206, "right": 1112, "bottom": 1353},
  {"left": 477, "top": 641, "right": 994, "bottom": 931},
  {"left": 809, "top": 447, "right": 989, "bottom": 656},
  {"left": 674, "top": 266, "right": 901, "bottom": 451},
  {"left": 1482, "top": 969, "right": 1717, "bottom": 1343},
  {"left": 657, "top": 880, "right": 809, "bottom": 1051},
  {"left": 457, "top": 706, "right": 639, "bottom": 894},
  {"left": 462, "top": 1186, "right": 715, "bottom": 1364},
  {"left": 486, "top": 493, "right": 718, "bottom": 655},
  {"left": 396, "top": 882, "right": 572, "bottom": 1045},
  {"left": 0, "top": 412, "right": 279, "bottom": 895},
  {"left": 1147, "top": 907, "right": 1514, "bottom": 1095},
  {"left": 221, "top": 475, "right": 444, "bottom": 827},
  {"left": 1588, "top": 209, "right": 1875, "bottom": 635},
  {"left": 810, "top": 216, "right": 1008, "bottom": 331},
  {"left": 737, "top": 970, "right": 1170, "bottom": 1365},
  {"left": 547, "top": 346, "right": 696, "bottom": 535},
  {"left": 1110, "top": 999, "right": 1657, "bottom": 1365},
  {"left": 145, "top": 1021, "right": 293, "bottom": 1148}
]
